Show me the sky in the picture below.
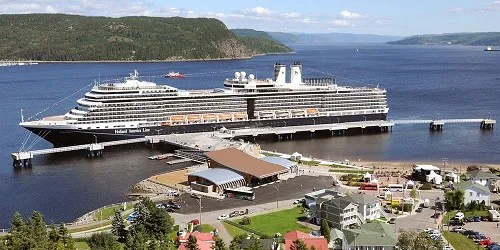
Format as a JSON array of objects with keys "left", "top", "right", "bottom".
[{"left": 0, "top": 0, "right": 499, "bottom": 36}]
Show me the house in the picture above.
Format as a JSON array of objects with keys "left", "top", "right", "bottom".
[
  {"left": 177, "top": 232, "right": 215, "bottom": 250},
  {"left": 317, "top": 196, "right": 360, "bottom": 229},
  {"left": 241, "top": 238, "right": 278, "bottom": 250},
  {"left": 412, "top": 165, "right": 441, "bottom": 182},
  {"left": 343, "top": 193, "right": 383, "bottom": 221},
  {"left": 454, "top": 181, "right": 491, "bottom": 206},
  {"left": 465, "top": 169, "right": 500, "bottom": 192},
  {"left": 335, "top": 223, "right": 397, "bottom": 250},
  {"left": 284, "top": 231, "right": 328, "bottom": 250},
  {"left": 304, "top": 189, "right": 345, "bottom": 209}
]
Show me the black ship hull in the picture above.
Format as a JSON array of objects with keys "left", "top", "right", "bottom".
[{"left": 25, "top": 113, "right": 387, "bottom": 147}]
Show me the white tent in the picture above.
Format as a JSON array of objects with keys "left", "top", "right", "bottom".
[
  {"left": 426, "top": 170, "right": 439, "bottom": 183},
  {"left": 290, "top": 152, "right": 302, "bottom": 161},
  {"left": 370, "top": 179, "right": 379, "bottom": 184},
  {"left": 384, "top": 190, "right": 392, "bottom": 200},
  {"left": 446, "top": 172, "right": 459, "bottom": 183},
  {"left": 434, "top": 175, "right": 443, "bottom": 185},
  {"left": 364, "top": 172, "right": 372, "bottom": 182},
  {"left": 406, "top": 180, "right": 415, "bottom": 189}
]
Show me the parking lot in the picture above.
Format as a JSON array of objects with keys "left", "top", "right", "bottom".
[
  {"left": 454, "top": 220, "right": 500, "bottom": 243},
  {"left": 162, "top": 175, "right": 336, "bottom": 214}
]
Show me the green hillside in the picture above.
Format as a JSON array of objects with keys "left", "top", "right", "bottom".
[
  {"left": 0, "top": 14, "right": 286, "bottom": 61},
  {"left": 231, "top": 29, "right": 293, "bottom": 54},
  {"left": 388, "top": 32, "right": 500, "bottom": 46}
]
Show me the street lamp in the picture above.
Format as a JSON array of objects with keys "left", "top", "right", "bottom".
[
  {"left": 193, "top": 196, "right": 202, "bottom": 224},
  {"left": 274, "top": 183, "right": 280, "bottom": 209}
]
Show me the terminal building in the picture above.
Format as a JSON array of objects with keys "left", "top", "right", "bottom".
[{"left": 187, "top": 147, "right": 290, "bottom": 194}]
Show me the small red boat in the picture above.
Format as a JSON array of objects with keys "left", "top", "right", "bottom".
[{"left": 164, "top": 71, "right": 185, "bottom": 78}]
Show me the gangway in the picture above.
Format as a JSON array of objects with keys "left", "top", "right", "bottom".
[{"left": 391, "top": 118, "right": 495, "bottom": 130}]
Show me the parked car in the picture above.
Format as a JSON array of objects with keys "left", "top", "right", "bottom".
[
  {"left": 155, "top": 204, "right": 165, "bottom": 209},
  {"left": 480, "top": 238, "right": 493, "bottom": 246},
  {"left": 388, "top": 218, "right": 396, "bottom": 224},
  {"left": 229, "top": 211, "right": 240, "bottom": 218},
  {"left": 465, "top": 217, "right": 474, "bottom": 222},
  {"left": 451, "top": 227, "right": 467, "bottom": 233},
  {"left": 430, "top": 235, "right": 442, "bottom": 241},
  {"left": 416, "top": 207, "right": 423, "bottom": 213},
  {"left": 217, "top": 214, "right": 229, "bottom": 220},
  {"left": 473, "top": 216, "right": 481, "bottom": 222},
  {"left": 166, "top": 190, "right": 180, "bottom": 196},
  {"left": 455, "top": 212, "right": 465, "bottom": 220},
  {"left": 449, "top": 219, "right": 465, "bottom": 226},
  {"left": 462, "top": 229, "right": 476, "bottom": 236},
  {"left": 443, "top": 245, "right": 452, "bottom": 250},
  {"left": 166, "top": 203, "right": 181, "bottom": 209}
]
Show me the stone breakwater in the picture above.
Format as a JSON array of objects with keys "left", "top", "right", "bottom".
[{"left": 132, "top": 179, "right": 171, "bottom": 194}]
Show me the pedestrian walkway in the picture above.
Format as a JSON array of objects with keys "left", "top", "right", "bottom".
[{"left": 212, "top": 222, "right": 232, "bottom": 244}]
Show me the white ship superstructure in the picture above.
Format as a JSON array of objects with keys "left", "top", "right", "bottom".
[{"left": 21, "top": 63, "right": 388, "bottom": 146}]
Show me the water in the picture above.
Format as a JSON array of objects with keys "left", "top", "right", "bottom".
[{"left": 0, "top": 44, "right": 499, "bottom": 227}]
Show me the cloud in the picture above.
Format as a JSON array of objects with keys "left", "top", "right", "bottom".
[
  {"left": 338, "top": 10, "right": 362, "bottom": 20},
  {"left": 451, "top": 1, "right": 500, "bottom": 14},
  {"left": 332, "top": 19, "right": 351, "bottom": 27},
  {"left": 249, "top": 6, "right": 271, "bottom": 16},
  {"left": 281, "top": 12, "right": 301, "bottom": 18}
]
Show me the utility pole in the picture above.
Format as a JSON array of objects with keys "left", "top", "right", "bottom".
[
  {"left": 194, "top": 196, "right": 202, "bottom": 224},
  {"left": 274, "top": 183, "right": 280, "bottom": 209}
]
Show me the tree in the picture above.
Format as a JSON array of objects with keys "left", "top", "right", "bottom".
[
  {"left": 125, "top": 225, "right": 148, "bottom": 250},
  {"left": 290, "top": 239, "right": 308, "bottom": 250},
  {"left": 86, "top": 232, "right": 121, "bottom": 250},
  {"left": 185, "top": 234, "right": 200, "bottom": 250},
  {"left": 111, "top": 211, "right": 127, "bottom": 241},
  {"left": 244, "top": 236, "right": 262, "bottom": 250},
  {"left": 7, "top": 212, "right": 26, "bottom": 249},
  {"left": 212, "top": 236, "right": 228, "bottom": 250},
  {"left": 57, "top": 223, "right": 76, "bottom": 250},
  {"left": 130, "top": 197, "right": 174, "bottom": 241},
  {"left": 410, "top": 188, "right": 417, "bottom": 199},
  {"left": 444, "top": 190, "right": 465, "bottom": 211},
  {"left": 25, "top": 211, "right": 49, "bottom": 249},
  {"left": 229, "top": 234, "right": 246, "bottom": 250},
  {"left": 467, "top": 165, "right": 480, "bottom": 172},
  {"left": 396, "top": 230, "right": 443, "bottom": 250},
  {"left": 320, "top": 219, "right": 331, "bottom": 242}
]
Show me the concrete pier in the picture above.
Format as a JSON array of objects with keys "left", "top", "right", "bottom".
[
  {"left": 481, "top": 119, "right": 496, "bottom": 130},
  {"left": 429, "top": 120, "right": 445, "bottom": 131}
]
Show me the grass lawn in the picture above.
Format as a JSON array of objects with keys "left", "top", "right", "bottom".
[
  {"left": 68, "top": 222, "right": 112, "bottom": 233},
  {"left": 75, "top": 241, "right": 90, "bottom": 250},
  {"left": 94, "top": 203, "right": 135, "bottom": 221},
  {"left": 442, "top": 231, "right": 484, "bottom": 250},
  {"left": 233, "top": 206, "right": 311, "bottom": 236},
  {"left": 222, "top": 221, "right": 250, "bottom": 238},
  {"left": 443, "top": 210, "right": 489, "bottom": 224},
  {"left": 329, "top": 169, "right": 373, "bottom": 174},
  {"left": 198, "top": 224, "right": 216, "bottom": 233}
]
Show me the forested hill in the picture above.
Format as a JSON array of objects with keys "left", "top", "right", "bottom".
[
  {"left": 0, "top": 14, "right": 287, "bottom": 61},
  {"left": 231, "top": 29, "right": 293, "bottom": 54},
  {"left": 388, "top": 32, "right": 500, "bottom": 46}
]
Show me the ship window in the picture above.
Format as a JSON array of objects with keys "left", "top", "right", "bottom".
[
  {"left": 87, "top": 127, "right": 91, "bottom": 129},
  {"left": 78, "top": 128, "right": 82, "bottom": 129}
]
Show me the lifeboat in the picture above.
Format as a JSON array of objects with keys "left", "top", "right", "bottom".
[
  {"left": 218, "top": 113, "right": 233, "bottom": 121},
  {"left": 203, "top": 113, "right": 217, "bottom": 121},
  {"left": 259, "top": 111, "right": 274, "bottom": 118},
  {"left": 291, "top": 109, "right": 306, "bottom": 117},
  {"left": 171, "top": 115, "right": 185, "bottom": 123},
  {"left": 275, "top": 110, "right": 290, "bottom": 118},
  {"left": 161, "top": 121, "right": 170, "bottom": 126},
  {"left": 187, "top": 114, "right": 202, "bottom": 123},
  {"left": 306, "top": 108, "right": 319, "bottom": 115},
  {"left": 235, "top": 112, "right": 247, "bottom": 120}
]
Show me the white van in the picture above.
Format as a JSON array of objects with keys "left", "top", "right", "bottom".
[
  {"left": 489, "top": 210, "right": 500, "bottom": 222},
  {"left": 455, "top": 212, "right": 465, "bottom": 220}
]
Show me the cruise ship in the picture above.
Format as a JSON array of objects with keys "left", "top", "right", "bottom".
[{"left": 20, "top": 63, "right": 389, "bottom": 146}]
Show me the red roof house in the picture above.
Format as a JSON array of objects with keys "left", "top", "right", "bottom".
[
  {"left": 177, "top": 232, "right": 215, "bottom": 243},
  {"left": 179, "top": 241, "right": 213, "bottom": 250},
  {"left": 284, "top": 231, "right": 328, "bottom": 250}
]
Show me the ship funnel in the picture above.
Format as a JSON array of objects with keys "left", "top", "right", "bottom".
[
  {"left": 273, "top": 62, "right": 286, "bottom": 84},
  {"left": 290, "top": 62, "right": 302, "bottom": 85}
]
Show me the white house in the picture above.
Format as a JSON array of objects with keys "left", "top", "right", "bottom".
[
  {"left": 454, "top": 180, "right": 491, "bottom": 206},
  {"left": 343, "top": 193, "right": 383, "bottom": 221},
  {"left": 465, "top": 169, "right": 500, "bottom": 192}
]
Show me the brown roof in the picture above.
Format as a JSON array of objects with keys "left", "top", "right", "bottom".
[{"left": 204, "top": 148, "right": 288, "bottom": 179}]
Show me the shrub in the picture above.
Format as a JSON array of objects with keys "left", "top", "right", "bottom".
[
  {"left": 419, "top": 183, "right": 433, "bottom": 190},
  {"left": 240, "top": 217, "right": 251, "bottom": 225}
]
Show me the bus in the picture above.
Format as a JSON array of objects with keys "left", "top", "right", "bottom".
[
  {"left": 224, "top": 188, "right": 255, "bottom": 201},
  {"left": 360, "top": 183, "right": 378, "bottom": 190},
  {"left": 388, "top": 184, "right": 404, "bottom": 192}
]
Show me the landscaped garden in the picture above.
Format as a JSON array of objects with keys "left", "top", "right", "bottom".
[{"left": 223, "top": 206, "right": 311, "bottom": 237}]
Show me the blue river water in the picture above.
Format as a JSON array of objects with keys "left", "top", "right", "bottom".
[{"left": 0, "top": 44, "right": 498, "bottom": 227}]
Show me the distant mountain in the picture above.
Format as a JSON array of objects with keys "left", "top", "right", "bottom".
[
  {"left": 388, "top": 32, "right": 500, "bottom": 46},
  {"left": 0, "top": 14, "right": 290, "bottom": 61},
  {"left": 268, "top": 32, "right": 403, "bottom": 44},
  {"left": 231, "top": 29, "right": 293, "bottom": 54}
]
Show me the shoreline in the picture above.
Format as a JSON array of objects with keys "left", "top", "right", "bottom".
[{"left": 0, "top": 51, "right": 293, "bottom": 64}]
